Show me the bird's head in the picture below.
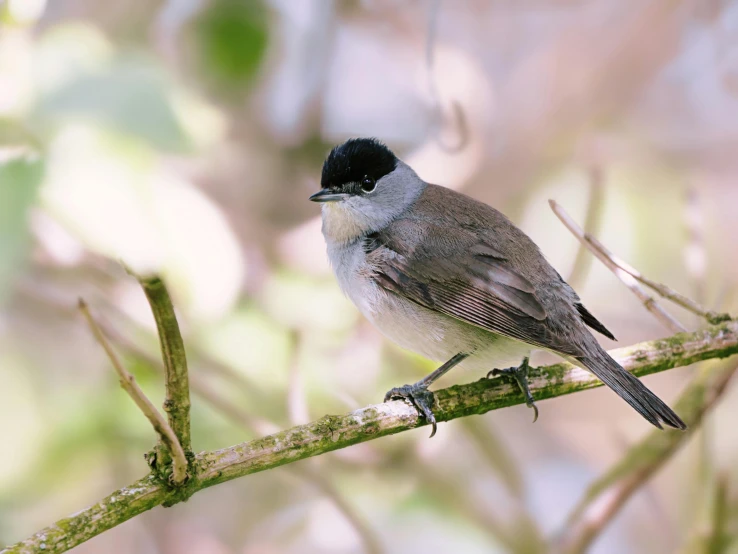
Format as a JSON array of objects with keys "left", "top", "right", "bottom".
[{"left": 310, "top": 138, "right": 424, "bottom": 243}]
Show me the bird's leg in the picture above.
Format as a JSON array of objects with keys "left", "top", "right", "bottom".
[
  {"left": 487, "top": 357, "right": 539, "bottom": 423},
  {"left": 384, "top": 352, "right": 468, "bottom": 438}
]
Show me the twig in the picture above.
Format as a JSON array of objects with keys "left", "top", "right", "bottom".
[
  {"left": 96, "top": 307, "right": 386, "bottom": 553},
  {"left": 620, "top": 261, "right": 729, "bottom": 326},
  {"left": 703, "top": 472, "right": 730, "bottom": 554},
  {"left": 78, "top": 299, "right": 189, "bottom": 485},
  {"left": 550, "top": 199, "right": 688, "bottom": 333},
  {"left": 4, "top": 320, "right": 738, "bottom": 554},
  {"left": 459, "top": 420, "right": 545, "bottom": 550},
  {"left": 461, "top": 419, "right": 525, "bottom": 499},
  {"left": 414, "top": 459, "right": 518, "bottom": 550},
  {"left": 15, "top": 280, "right": 386, "bottom": 554},
  {"left": 97, "top": 287, "right": 272, "bottom": 407},
  {"left": 553, "top": 358, "right": 738, "bottom": 554},
  {"left": 138, "top": 276, "right": 193, "bottom": 461},
  {"left": 551, "top": 200, "right": 730, "bottom": 327},
  {"left": 303, "top": 469, "right": 384, "bottom": 554},
  {"left": 566, "top": 166, "right": 606, "bottom": 290}
]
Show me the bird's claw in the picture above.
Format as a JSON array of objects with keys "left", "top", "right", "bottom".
[
  {"left": 487, "top": 357, "right": 539, "bottom": 423},
  {"left": 384, "top": 384, "right": 438, "bottom": 438}
]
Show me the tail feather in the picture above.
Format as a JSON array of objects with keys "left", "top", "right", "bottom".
[{"left": 577, "top": 350, "right": 687, "bottom": 430}]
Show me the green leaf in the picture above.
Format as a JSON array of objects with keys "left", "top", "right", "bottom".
[
  {"left": 191, "top": 0, "right": 268, "bottom": 93},
  {"left": 0, "top": 155, "right": 44, "bottom": 305}
]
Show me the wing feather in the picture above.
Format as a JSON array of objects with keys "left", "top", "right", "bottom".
[{"left": 370, "top": 242, "right": 580, "bottom": 356}]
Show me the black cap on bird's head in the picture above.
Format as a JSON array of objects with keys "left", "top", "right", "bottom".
[{"left": 310, "top": 138, "right": 398, "bottom": 203}]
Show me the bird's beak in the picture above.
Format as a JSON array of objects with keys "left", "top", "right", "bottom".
[{"left": 309, "top": 189, "right": 348, "bottom": 203}]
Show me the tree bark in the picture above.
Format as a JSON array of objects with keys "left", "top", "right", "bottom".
[{"left": 3, "top": 320, "right": 737, "bottom": 554}]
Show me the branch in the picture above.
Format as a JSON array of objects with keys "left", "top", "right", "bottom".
[
  {"left": 550, "top": 197, "right": 734, "bottom": 552},
  {"left": 4, "top": 320, "right": 738, "bottom": 554},
  {"left": 566, "top": 166, "right": 605, "bottom": 290},
  {"left": 614, "top": 259, "right": 729, "bottom": 326},
  {"left": 94, "top": 306, "right": 385, "bottom": 552},
  {"left": 554, "top": 358, "right": 738, "bottom": 554},
  {"left": 301, "top": 467, "right": 384, "bottom": 554},
  {"left": 551, "top": 199, "right": 687, "bottom": 333},
  {"left": 551, "top": 200, "right": 730, "bottom": 328},
  {"left": 138, "top": 276, "right": 193, "bottom": 474},
  {"left": 77, "top": 299, "right": 189, "bottom": 485}
]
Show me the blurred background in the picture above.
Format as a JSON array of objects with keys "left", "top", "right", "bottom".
[{"left": 2, "top": 0, "right": 738, "bottom": 552}]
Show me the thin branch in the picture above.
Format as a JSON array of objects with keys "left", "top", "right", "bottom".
[
  {"left": 566, "top": 166, "right": 606, "bottom": 290},
  {"left": 460, "top": 420, "right": 545, "bottom": 550},
  {"left": 138, "top": 276, "right": 193, "bottom": 458},
  {"left": 413, "top": 458, "right": 519, "bottom": 550},
  {"left": 550, "top": 199, "right": 688, "bottom": 333},
  {"left": 96, "top": 287, "right": 272, "bottom": 409},
  {"left": 4, "top": 320, "right": 738, "bottom": 554},
  {"left": 550, "top": 196, "right": 730, "bottom": 554},
  {"left": 461, "top": 418, "right": 525, "bottom": 499},
  {"left": 553, "top": 358, "right": 738, "bottom": 554},
  {"left": 611, "top": 255, "right": 730, "bottom": 326},
  {"left": 551, "top": 200, "right": 730, "bottom": 327},
  {"left": 17, "top": 277, "right": 385, "bottom": 554},
  {"left": 703, "top": 472, "right": 730, "bottom": 554},
  {"left": 77, "top": 299, "right": 189, "bottom": 485},
  {"left": 680, "top": 470, "right": 731, "bottom": 554},
  {"left": 96, "top": 307, "right": 385, "bottom": 553},
  {"left": 303, "top": 468, "right": 384, "bottom": 554}
]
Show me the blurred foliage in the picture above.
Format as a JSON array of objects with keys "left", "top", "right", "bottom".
[
  {"left": 1, "top": 1, "right": 738, "bottom": 553},
  {"left": 191, "top": 0, "right": 268, "bottom": 94},
  {"left": 39, "top": 56, "right": 191, "bottom": 152},
  {"left": 0, "top": 155, "right": 43, "bottom": 305}
]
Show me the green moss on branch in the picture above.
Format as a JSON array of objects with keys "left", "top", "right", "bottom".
[
  {"left": 139, "top": 276, "right": 193, "bottom": 484},
  {"left": 3, "top": 320, "right": 737, "bottom": 554}
]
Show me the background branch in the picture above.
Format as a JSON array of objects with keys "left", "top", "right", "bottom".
[
  {"left": 554, "top": 358, "right": 738, "bottom": 553},
  {"left": 551, "top": 199, "right": 688, "bottom": 333},
  {"left": 15, "top": 284, "right": 387, "bottom": 554},
  {"left": 78, "top": 299, "right": 189, "bottom": 485},
  {"left": 566, "top": 166, "right": 606, "bottom": 290},
  {"left": 4, "top": 320, "right": 737, "bottom": 554},
  {"left": 612, "top": 253, "right": 730, "bottom": 326},
  {"left": 551, "top": 200, "right": 730, "bottom": 327}
]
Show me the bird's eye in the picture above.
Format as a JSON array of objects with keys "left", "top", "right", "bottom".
[{"left": 361, "top": 176, "right": 376, "bottom": 193}]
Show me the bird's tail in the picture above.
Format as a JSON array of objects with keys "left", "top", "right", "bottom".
[{"left": 577, "top": 348, "right": 686, "bottom": 430}]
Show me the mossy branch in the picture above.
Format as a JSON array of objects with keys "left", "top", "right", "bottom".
[
  {"left": 138, "top": 276, "right": 193, "bottom": 483},
  {"left": 2, "top": 320, "right": 737, "bottom": 554},
  {"left": 77, "top": 299, "right": 189, "bottom": 486}
]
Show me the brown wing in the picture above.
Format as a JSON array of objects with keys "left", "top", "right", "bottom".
[{"left": 367, "top": 235, "right": 581, "bottom": 356}]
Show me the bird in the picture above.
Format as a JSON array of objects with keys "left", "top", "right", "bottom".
[{"left": 310, "top": 137, "right": 686, "bottom": 437}]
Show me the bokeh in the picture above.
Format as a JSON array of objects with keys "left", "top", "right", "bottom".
[{"left": 2, "top": 1, "right": 738, "bottom": 553}]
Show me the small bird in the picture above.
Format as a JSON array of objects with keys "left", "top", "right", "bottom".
[{"left": 311, "top": 138, "right": 686, "bottom": 436}]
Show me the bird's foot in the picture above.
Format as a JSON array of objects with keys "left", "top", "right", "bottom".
[
  {"left": 384, "top": 383, "right": 439, "bottom": 438},
  {"left": 487, "top": 357, "right": 539, "bottom": 423}
]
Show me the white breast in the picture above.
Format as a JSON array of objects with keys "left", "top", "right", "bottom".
[{"left": 327, "top": 240, "right": 532, "bottom": 373}]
